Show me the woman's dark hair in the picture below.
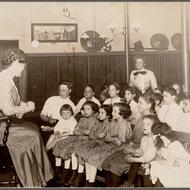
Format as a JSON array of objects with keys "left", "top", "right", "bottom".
[
  {"left": 60, "top": 104, "right": 74, "bottom": 115},
  {"left": 151, "top": 122, "right": 176, "bottom": 150},
  {"left": 83, "top": 100, "right": 99, "bottom": 114},
  {"left": 113, "top": 102, "right": 131, "bottom": 119},
  {"left": 150, "top": 92, "right": 163, "bottom": 106},
  {"left": 58, "top": 80, "right": 72, "bottom": 90},
  {"left": 99, "top": 84, "right": 109, "bottom": 102},
  {"left": 99, "top": 104, "right": 112, "bottom": 121},
  {"left": 1, "top": 49, "right": 27, "bottom": 69},
  {"left": 109, "top": 82, "right": 120, "bottom": 92},
  {"left": 119, "top": 82, "right": 129, "bottom": 97},
  {"left": 100, "top": 84, "right": 109, "bottom": 92},
  {"left": 140, "top": 93, "right": 156, "bottom": 113},
  {"left": 143, "top": 114, "right": 159, "bottom": 127},
  {"left": 125, "top": 86, "right": 136, "bottom": 95},
  {"left": 171, "top": 80, "right": 185, "bottom": 101},
  {"left": 84, "top": 84, "right": 95, "bottom": 92},
  {"left": 133, "top": 55, "right": 146, "bottom": 63},
  {"left": 164, "top": 87, "right": 177, "bottom": 97}
]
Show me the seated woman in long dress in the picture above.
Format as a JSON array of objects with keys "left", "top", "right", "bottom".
[{"left": 0, "top": 49, "right": 54, "bottom": 187}]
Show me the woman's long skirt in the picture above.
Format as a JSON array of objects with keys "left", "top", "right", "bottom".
[{"left": 0, "top": 118, "right": 54, "bottom": 187}]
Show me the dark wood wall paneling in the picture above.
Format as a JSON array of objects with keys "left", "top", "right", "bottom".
[{"left": 27, "top": 51, "right": 184, "bottom": 111}]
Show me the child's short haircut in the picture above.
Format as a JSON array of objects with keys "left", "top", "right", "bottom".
[
  {"left": 124, "top": 86, "right": 136, "bottom": 95},
  {"left": 85, "top": 84, "right": 95, "bottom": 92},
  {"left": 59, "top": 80, "right": 72, "bottom": 90},
  {"left": 164, "top": 87, "right": 177, "bottom": 97},
  {"left": 83, "top": 100, "right": 99, "bottom": 114},
  {"left": 100, "top": 104, "right": 112, "bottom": 120},
  {"left": 113, "top": 103, "right": 131, "bottom": 119},
  {"left": 143, "top": 114, "right": 159, "bottom": 125},
  {"left": 109, "top": 82, "right": 120, "bottom": 91},
  {"left": 60, "top": 104, "right": 74, "bottom": 115}
]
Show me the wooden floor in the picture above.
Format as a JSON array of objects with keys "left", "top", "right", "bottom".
[
  {"left": 0, "top": 164, "right": 106, "bottom": 187},
  {"left": 0, "top": 167, "right": 17, "bottom": 187}
]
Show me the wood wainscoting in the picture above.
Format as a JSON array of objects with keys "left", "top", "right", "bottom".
[{"left": 27, "top": 51, "right": 185, "bottom": 111}]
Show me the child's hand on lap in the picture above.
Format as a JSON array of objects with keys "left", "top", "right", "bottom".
[
  {"left": 95, "top": 132, "right": 105, "bottom": 138},
  {"left": 125, "top": 155, "right": 134, "bottom": 163},
  {"left": 54, "top": 131, "right": 60, "bottom": 137}
]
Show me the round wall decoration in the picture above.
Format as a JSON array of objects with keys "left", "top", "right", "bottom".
[
  {"left": 80, "top": 30, "right": 106, "bottom": 52},
  {"left": 171, "top": 33, "right": 182, "bottom": 51},
  {"left": 150, "top": 33, "right": 169, "bottom": 50}
]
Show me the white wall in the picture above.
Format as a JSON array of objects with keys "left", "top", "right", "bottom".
[{"left": 0, "top": 2, "right": 184, "bottom": 53}]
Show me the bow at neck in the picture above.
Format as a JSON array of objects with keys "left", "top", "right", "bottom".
[{"left": 133, "top": 71, "right": 147, "bottom": 76}]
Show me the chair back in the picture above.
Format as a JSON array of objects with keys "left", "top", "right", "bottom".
[{"left": 0, "top": 110, "right": 10, "bottom": 145}]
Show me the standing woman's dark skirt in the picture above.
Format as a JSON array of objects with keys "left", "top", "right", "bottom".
[{"left": 0, "top": 118, "right": 54, "bottom": 187}]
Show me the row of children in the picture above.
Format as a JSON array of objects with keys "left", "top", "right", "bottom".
[{"left": 44, "top": 80, "right": 190, "bottom": 187}]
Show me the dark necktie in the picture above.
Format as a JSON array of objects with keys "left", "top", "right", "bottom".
[{"left": 133, "top": 71, "right": 147, "bottom": 76}]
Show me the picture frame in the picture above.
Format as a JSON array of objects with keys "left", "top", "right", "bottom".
[{"left": 31, "top": 23, "right": 78, "bottom": 43}]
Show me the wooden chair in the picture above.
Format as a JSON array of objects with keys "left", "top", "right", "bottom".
[{"left": 0, "top": 112, "right": 19, "bottom": 186}]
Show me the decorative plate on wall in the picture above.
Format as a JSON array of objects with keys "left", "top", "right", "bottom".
[
  {"left": 150, "top": 33, "right": 169, "bottom": 50},
  {"left": 80, "top": 30, "right": 106, "bottom": 52},
  {"left": 171, "top": 33, "right": 182, "bottom": 51}
]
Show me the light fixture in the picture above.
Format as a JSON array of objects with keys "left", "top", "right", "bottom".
[
  {"left": 107, "top": 22, "right": 118, "bottom": 34},
  {"left": 31, "top": 40, "right": 40, "bottom": 48},
  {"left": 131, "top": 23, "right": 141, "bottom": 34}
]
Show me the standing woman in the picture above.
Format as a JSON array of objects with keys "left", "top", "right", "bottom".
[{"left": 0, "top": 49, "right": 54, "bottom": 187}]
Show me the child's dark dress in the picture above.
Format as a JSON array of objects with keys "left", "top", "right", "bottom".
[
  {"left": 76, "top": 119, "right": 131, "bottom": 170},
  {"left": 74, "top": 119, "right": 110, "bottom": 166},
  {"left": 102, "top": 115, "right": 144, "bottom": 176},
  {"left": 52, "top": 115, "right": 98, "bottom": 160}
]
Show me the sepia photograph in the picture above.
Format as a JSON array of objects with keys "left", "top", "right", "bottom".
[{"left": 0, "top": 1, "right": 189, "bottom": 188}]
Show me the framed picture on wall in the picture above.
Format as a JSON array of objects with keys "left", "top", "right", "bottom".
[{"left": 31, "top": 23, "right": 78, "bottom": 42}]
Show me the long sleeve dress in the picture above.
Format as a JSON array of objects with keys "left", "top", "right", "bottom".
[
  {"left": 0, "top": 74, "right": 53, "bottom": 187},
  {"left": 102, "top": 114, "right": 145, "bottom": 176},
  {"left": 74, "top": 118, "right": 110, "bottom": 166},
  {"left": 79, "top": 119, "right": 132, "bottom": 170},
  {"left": 52, "top": 115, "right": 98, "bottom": 160}
]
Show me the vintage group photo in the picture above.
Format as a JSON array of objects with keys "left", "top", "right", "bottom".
[{"left": 0, "top": 1, "right": 189, "bottom": 188}]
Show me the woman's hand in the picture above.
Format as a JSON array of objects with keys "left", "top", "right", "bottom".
[
  {"left": 48, "top": 117, "right": 57, "bottom": 124},
  {"left": 27, "top": 101, "right": 35, "bottom": 112},
  {"left": 16, "top": 112, "right": 24, "bottom": 119},
  {"left": 19, "top": 101, "right": 35, "bottom": 114},
  {"left": 41, "top": 125, "right": 54, "bottom": 131}
]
